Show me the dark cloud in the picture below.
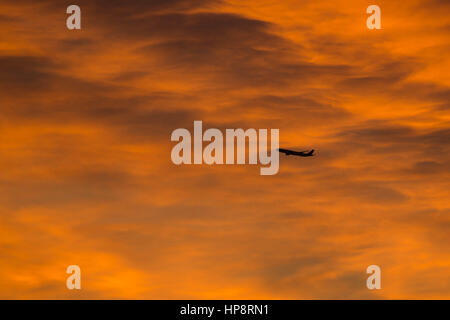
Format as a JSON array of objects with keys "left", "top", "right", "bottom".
[
  {"left": 0, "top": 53, "right": 199, "bottom": 139},
  {"left": 55, "top": 38, "right": 96, "bottom": 51},
  {"left": 0, "top": 56, "right": 58, "bottom": 93},
  {"left": 337, "top": 60, "right": 419, "bottom": 94},
  {"left": 1, "top": 0, "right": 449, "bottom": 299},
  {"left": 227, "top": 94, "right": 350, "bottom": 125},
  {"left": 337, "top": 181, "right": 409, "bottom": 203},
  {"left": 8, "top": 0, "right": 218, "bottom": 12},
  {"left": 88, "top": 0, "right": 220, "bottom": 15},
  {"left": 0, "top": 14, "right": 20, "bottom": 23},
  {"left": 132, "top": 13, "right": 323, "bottom": 88},
  {"left": 336, "top": 121, "right": 450, "bottom": 152}
]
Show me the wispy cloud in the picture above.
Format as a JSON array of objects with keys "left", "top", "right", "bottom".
[{"left": 0, "top": 0, "right": 449, "bottom": 298}]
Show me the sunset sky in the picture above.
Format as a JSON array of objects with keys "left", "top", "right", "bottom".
[{"left": 0, "top": 0, "right": 449, "bottom": 299}]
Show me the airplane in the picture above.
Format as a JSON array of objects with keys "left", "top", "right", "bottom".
[{"left": 278, "top": 148, "right": 315, "bottom": 157}]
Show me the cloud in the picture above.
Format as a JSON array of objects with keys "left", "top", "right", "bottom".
[{"left": 0, "top": 0, "right": 449, "bottom": 299}]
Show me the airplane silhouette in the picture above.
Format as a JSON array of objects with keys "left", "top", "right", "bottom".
[{"left": 278, "top": 148, "right": 315, "bottom": 157}]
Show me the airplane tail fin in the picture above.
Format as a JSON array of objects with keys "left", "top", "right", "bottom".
[{"left": 308, "top": 149, "right": 315, "bottom": 156}]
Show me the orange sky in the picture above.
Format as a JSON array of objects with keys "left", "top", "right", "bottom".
[{"left": 0, "top": 0, "right": 449, "bottom": 299}]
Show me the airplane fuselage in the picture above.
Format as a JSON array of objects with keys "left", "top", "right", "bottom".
[{"left": 278, "top": 148, "right": 314, "bottom": 157}]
